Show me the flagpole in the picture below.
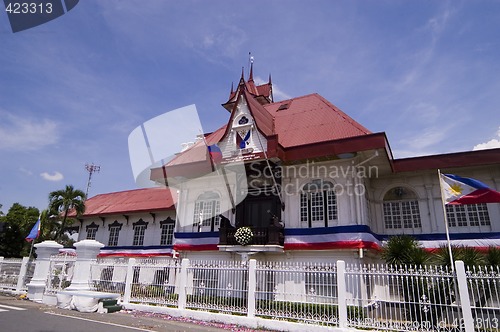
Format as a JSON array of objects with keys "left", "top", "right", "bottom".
[
  {"left": 437, "top": 169, "right": 455, "bottom": 273},
  {"left": 28, "top": 238, "right": 35, "bottom": 259},
  {"left": 201, "top": 132, "right": 236, "bottom": 214}
]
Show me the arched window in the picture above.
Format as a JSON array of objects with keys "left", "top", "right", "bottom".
[
  {"left": 300, "top": 180, "right": 337, "bottom": 228},
  {"left": 85, "top": 222, "right": 99, "bottom": 240},
  {"left": 193, "top": 192, "right": 221, "bottom": 232},
  {"left": 383, "top": 187, "right": 421, "bottom": 229},
  {"left": 132, "top": 219, "right": 149, "bottom": 246}
]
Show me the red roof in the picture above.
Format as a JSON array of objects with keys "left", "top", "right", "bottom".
[
  {"left": 70, "top": 187, "right": 176, "bottom": 217},
  {"left": 268, "top": 93, "right": 371, "bottom": 148},
  {"left": 150, "top": 70, "right": 385, "bottom": 182}
]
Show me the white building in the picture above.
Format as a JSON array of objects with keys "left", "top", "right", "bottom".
[{"left": 76, "top": 65, "right": 500, "bottom": 267}]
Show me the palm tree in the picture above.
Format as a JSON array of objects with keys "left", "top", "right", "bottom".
[
  {"left": 433, "top": 245, "right": 485, "bottom": 268},
  {"left": 381, "top": 235, "right": 430, "bottom": 266},
  {"left": 48, "top": 185, "right": 86, "bottom": 241}
]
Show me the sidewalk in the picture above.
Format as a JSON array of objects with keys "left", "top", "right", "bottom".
[{"left": 0, "top": 294, "right": 270, "bottom": 332}]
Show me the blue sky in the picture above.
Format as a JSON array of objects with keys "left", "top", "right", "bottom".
[{"left": 1, "top": 0, "right": 499, "bottom": 212}]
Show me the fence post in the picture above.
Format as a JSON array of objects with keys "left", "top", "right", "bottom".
[
  {"left": 15, "top": 257, "right": 30, "bottom": 293},
  {"left": 27, "top": 241, "right": 63, "bottom": 302},
  {"left": 337, "top": 260, "right": 348, "bottom": 329},
  {"left": 455, "top": 261, "right": 474, "bottom": 332},
  {"left": 177, "top": 258, "right": 189, "bottom": 310},
  {"left": 247, "top": 259, "right": 257, "bottom": 318},
  {"left": 122, "top": 258, "right": 136, "bottom": 304},
  {"left": 66, "top": 240, "right": 104, "bottom": 291}
]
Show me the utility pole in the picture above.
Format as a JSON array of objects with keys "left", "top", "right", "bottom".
[{"left": 85, "top": 163, "right": 100, "bottom": 198}]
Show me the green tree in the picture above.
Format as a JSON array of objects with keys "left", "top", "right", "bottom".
[
  {"left": 432, "top": 245, "right": 485, "bottom": 268},
  {"left": 48, "top": 185, "right": 86, "bottom": 241},
  {"left": 485, "top": 246, "right": 500, "bottom": 266},
  {"left": 0, "top": 203, "right": 40, "bottom": 257},
  {"left": 381, "top": 235, "right": 430, "bottom": 266}
]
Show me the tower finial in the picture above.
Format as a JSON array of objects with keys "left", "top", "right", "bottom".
[{"left": 248, "top": 53, "right": 254, "bottom": 82}]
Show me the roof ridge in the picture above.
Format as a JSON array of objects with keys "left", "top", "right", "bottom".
[
  {"left": 315, "top": 94, "right": 371, "bottom": 134},
  {"left": 87, "top": 187, "right": 167, "bottom": 199}
]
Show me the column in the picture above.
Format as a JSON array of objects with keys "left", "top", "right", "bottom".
[
  {"left": 27, "top": 240, "right": 63, "bottom": 302},
  {"left": 65, "top": 239, "right": 104, "bottom": 291}
]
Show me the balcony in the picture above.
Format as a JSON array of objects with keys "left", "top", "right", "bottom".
[{"left": 219, "top": 224, "right": 285, "bottom": 247}]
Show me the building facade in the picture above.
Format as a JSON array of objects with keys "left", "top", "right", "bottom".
[
  {"left": 77, "top": 66, "right": 500, "bottom": 267},
  {"left": 74, "top": 187, "right": 176, "bottom": 257}
]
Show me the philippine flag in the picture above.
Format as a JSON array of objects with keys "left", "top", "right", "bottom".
[
  {"left": 207, "top": 144, "right": 223, "bottom": 164},
  {"left": 440, "top": 173, "right": 500, "bottom": 205},
  {"left": 25, "top": 218, "right": 41, "bottom": 242}
]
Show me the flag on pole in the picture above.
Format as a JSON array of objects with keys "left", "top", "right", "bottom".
[
  {"left": 440, "top": 173, "right": 500, "bottom": 205},
  {"left": 25, "top": 217, "right": 41, "bottom": 242},
  {"left": 207, "top": 144, "right": 223, "bottom": 164}
]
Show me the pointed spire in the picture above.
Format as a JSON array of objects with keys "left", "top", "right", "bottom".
[
  {"left": 249, "top": 59, "right": 254, "bottom": 82},
  {"left": 268, "top": 73, "right": 272, "bottom": 85},
  {"left": 238, "top": 67, "right": 245, "bottom": 86},
  {"left": 230, "top": 82, "right": 234, "bottom": 94}
]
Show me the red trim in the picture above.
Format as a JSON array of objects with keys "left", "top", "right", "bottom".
[
  {"left": 279, "top": 133, "right": 391, "bottom": 163},
  {"left": 174, "top": 244, "right": 219, "bottom": 251},
  {"left": 394, "top": 148, "right": 500, "bottom": 172},
  {"left": 284, "top": 240, "right": 381, "bottom": 251},
  {"left": 98, "top": 253, "right": 173, "bottom": 257}
]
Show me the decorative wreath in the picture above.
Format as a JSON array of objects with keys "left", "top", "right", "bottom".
[{"left": 234, "top": 227, "right": 253, "bottom": 246}]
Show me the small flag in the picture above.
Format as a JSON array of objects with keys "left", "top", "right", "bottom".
[
  {"left": 239, "top": 131, "right": 251, "bottom": 149},
  {"left": 440, "top": 173, "right": 500, "bottom": 205},
  {"left": 25, "top": 218, "right": 41, "bottom": 242},
  {"left": 207, "top": 144, "right": 223, "bottom": 163}
]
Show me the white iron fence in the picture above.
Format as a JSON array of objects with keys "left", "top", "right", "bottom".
[
  {"left": 0, "top": 257, "right": 34, "bottom": 293},
  {"left": 186, "top": 260, "right": 248, "bottom": 314},
  {"left": 84, "top": 257, "right": 499, "bottom": 331},
  {"left": 127, "top": 258, "right": 179, "bottom": 307},
  {"left": 90, "top": 258, "right": 128, "bottom": 295},
  {"left": 255, "top": 261, "right": 338, "bottom": 326},
  {"left": 44, "top": 253, "right": 76, "bottom": 295}
]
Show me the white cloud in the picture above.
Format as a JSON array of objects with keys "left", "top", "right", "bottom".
[
  {"left": 0, "top": 112, "right": 60, "bottom": 151},
  {"left": 473, "top": 127, "right": 500, "bottom": 151},
  {"left": 40, "top": 171, "right": 64, "bottom": 182},
  {"left": 19, "top": 167, "right": 33, "bottom": 176},
  {"left": 255, "top": 76, "right": 291, "bottom": 101}
]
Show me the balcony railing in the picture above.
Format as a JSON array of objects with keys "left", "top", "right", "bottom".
[{"left": 219, "top": 225, "right": 284, "bottom": 246}]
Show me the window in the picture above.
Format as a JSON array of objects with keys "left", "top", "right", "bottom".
[
  {"left": 300, "top": 180, "right": 337, "bottom": 228},
  {"left": 383, "top": 187, "right": 421, "bottom": 229},
  {"left": 160, "top": 217, "right": 175, "bottom": 245},
  {"left": 193, "top": 192, "right": 221, "bottom": 232},
  {"left": 107, "top": 221, "right": 123, "bottom": 247},
  {"left": 132, "top": 219, "right": 149, "bottom": 246},
  {"left": 85, "top": 222, "right": 99, "bottom": 240},
  {"left": 446, "top": 203, "right": 490, "bottom": 227}
]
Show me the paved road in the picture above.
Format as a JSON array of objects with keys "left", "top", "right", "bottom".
[{"left": 0, "top": 295, "right": 245, "bottom": 332}]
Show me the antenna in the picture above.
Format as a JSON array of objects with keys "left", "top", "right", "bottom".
[{"left": 85, "top": 163, "right": 101, "bottom": 198}]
